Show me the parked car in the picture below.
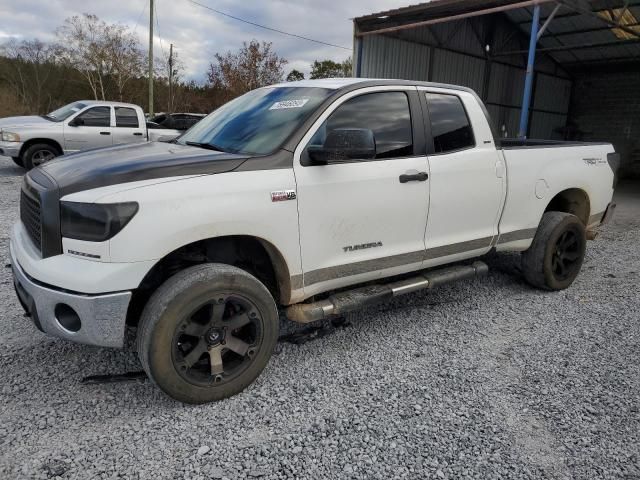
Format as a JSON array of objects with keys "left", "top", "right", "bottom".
[
  {"left": 148, "top": 112, "right": 206, "bottom": 131},
  {"left": 10, "top": 78, "right": 618, "bottom": 403},
  {"left": 0, "top": 101, "right": 190, "bottom": 169}
]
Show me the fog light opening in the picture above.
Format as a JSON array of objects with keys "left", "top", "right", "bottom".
[{"left": 54, "top": 303, "right": 81, "bottom": 333}]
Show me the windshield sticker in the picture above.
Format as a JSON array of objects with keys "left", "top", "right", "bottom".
[{"left": 269, "top": 99, "right": 309, "bottom": 110}]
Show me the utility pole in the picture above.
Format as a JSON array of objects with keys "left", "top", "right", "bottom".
[
  {"left": 168, "top": 43, "right": 173, "bottom": 113},
  {"left": 148, "top": 0, "right": 154, "bottom": 117}
]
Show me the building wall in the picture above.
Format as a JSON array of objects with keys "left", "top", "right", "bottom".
[
  {"left": 356, "top": 17, "right": 572, "bottom": 139},
  {"left": 569, "top": 69, "right": 640, "bottom": 177}
]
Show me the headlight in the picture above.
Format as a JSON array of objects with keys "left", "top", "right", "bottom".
[
  {"left": 60, "top": 201, "right": 139, "bottom": 242},
  {"left": 1, "top": 131, "right": 20, "bottom": 142}
]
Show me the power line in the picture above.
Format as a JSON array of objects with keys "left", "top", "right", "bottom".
[
  {"left": 185, "top": 0, "right": 351, "bottom": 50},
  {"left": 132, "top": 0, "right": 148, "bottom": 33},
  {"left": 154, "top": 0, "right": 166, "bottom": 59}
]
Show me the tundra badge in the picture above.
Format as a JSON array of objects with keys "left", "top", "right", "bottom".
[{"left": 343, "top": 242, "right": 383, "bottom": 253}]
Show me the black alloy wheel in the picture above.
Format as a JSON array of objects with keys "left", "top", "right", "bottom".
[
  {"left": 551, "top": 229, "right": 582, "bottom": 281},
  {"left": 173, "top": 294, "right": 263, "bottom": 386}
]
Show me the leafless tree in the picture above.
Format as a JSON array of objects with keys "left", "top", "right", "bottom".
[{"left": 56, "top": 14, "right": 144, "bottom": 101}]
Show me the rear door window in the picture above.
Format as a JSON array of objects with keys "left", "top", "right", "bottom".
[
  {"left": 425, "top": 93, "right": 475, "bottom": 153},
  {"left": 115, "top": 107, "right": 140, "bottom": 128}
]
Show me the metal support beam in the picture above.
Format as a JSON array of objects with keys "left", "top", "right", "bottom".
[
  {"left": 518, "top": 5, "right": 541, "bottom": 138},
  {"left": 356, "top": 0, "right": 555, "bottom": 37},
  {"left": 496, "top": 36, "right": 640, "bottom": 55},
  {"left": 537, "top": 3, "right": 562, "bottom": 40},
  {"left": 539, "top": 21, "right": 640, "bottom": 38}
]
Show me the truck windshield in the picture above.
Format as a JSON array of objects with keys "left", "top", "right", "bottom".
[
  {"left": 177, "top": 87, "right": 333, "bottom": 155},
  {"left": 46, "top": 102, "right": 88, "bottom": 121}
]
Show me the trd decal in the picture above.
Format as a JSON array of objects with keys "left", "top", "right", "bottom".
[
  {"left": 343, "top": 242, "right": 383, "bottom": 253},
  {"left": 271, "top": 190, "right": 297, "bottom": 202}
]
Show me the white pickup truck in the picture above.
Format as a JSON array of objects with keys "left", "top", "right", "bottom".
[
  {"left": 10, "top": 78, "right": 618, "bottom": 403},
  {"left": 0, "top": 100, "right": 189, "bottom": 170}
]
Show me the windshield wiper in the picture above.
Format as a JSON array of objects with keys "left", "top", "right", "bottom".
[{"left": 185, "top": 141, "right": 227, "bottom": 153}]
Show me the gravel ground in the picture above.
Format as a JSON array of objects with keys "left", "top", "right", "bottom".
[{"left": 0, "top": 155, "right": 638, "bottom": 479}]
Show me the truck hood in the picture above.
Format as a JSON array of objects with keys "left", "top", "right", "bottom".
[
  {"left": 0, "top": 115, "right": 53, "bottom": 129},
  {"left": 37, "top": 141, "right": 249, "bottom": 197}
]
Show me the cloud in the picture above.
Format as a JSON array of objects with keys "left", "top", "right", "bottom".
[{"left": 0, "top": 0, "right": 410, "bottom": 81}]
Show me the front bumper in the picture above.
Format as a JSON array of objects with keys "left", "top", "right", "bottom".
[
  {"left": 10, "top": 240, "right": 132, "bottom": 348},
  {"left": 0, "top": 140, "right": 22, "bottom": 158}
]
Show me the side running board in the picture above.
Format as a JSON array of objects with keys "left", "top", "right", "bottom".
[{"left": 286, "top": 261, "right": 488, "bottom": 324}]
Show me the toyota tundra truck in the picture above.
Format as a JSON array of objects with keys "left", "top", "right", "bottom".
[{"left": 10, "top": 78, "right": 618, "bottom": 403}]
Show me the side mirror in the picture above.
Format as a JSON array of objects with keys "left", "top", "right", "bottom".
[
  {"left": 155, "top": 135, "right": 177, "bottom": 143},
  {"left": 307, "top": 128, "right": 376, "bottom": 164},
  {"left": 70, "top": 117, "right": 84, "bottom": 127}
]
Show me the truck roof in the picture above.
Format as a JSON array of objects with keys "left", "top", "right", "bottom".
[
  {"left": 77, "top": 100, "right": 141, "bottom": 109},
  {"left": 271, "top": 77, "right": 476, "bottom": 95}
]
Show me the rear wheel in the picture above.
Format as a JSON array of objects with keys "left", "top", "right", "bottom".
[
  {"left": 521, "top": 211, "right": 586, "bottom": 290},
  {"left": 137, "top": 263, "right": 279, "bottom": 404},
  {"left": 23, "top": 143, "right": 60, "bottom": 170}
]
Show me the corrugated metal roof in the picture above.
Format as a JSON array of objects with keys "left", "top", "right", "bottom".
[
  {"left": 356, "top": 0, "right": 537, "bottom": 23},
  {"left": 355, "top": 0, "right": 640, "bottom": 68},
  {"left": 503, "top": 2, "right": 640, "bottom": 67}
]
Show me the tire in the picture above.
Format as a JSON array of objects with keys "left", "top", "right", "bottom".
[
  {"left": 136, "top": 263, "right": 279, "bottom": 404},
  {"left": 521, "top": 211, "right": 586, "bottom": 291},
  {"left": 11, "top": 156, "right": 24, "bottom": 168},
  {"left": 23, "top": 143, "right": 60, "bottom": 170}
]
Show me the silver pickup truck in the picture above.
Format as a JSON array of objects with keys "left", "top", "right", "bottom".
[{"left": 0, "top": 101, "right": 195, "bottom": 170}]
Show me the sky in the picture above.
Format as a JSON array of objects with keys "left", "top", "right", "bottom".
[{"left": 0, "top": 0, "right": 413, "bottom": 82}]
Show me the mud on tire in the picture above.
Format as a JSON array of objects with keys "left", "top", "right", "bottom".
[{"left": 136, "top": 263, "right": 279, "bottom": 404}]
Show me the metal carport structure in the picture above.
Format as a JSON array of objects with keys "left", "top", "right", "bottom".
[{"left": 353, "top": 0, "right": 640, "bottom": 177}]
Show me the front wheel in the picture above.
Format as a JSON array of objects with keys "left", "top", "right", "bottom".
[
  {"left": 136, "top": 263, "right": 279, "bottom": 404},
  {"left": 23, "top": 143, "right": 60, "bottom": 170},
  {"left": 521, "top": 211, "right": 586, "bottom": 290}
]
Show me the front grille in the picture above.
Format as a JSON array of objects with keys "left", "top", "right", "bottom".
[{"left": 20, "top": 189, "right": 42, "bottom": 251}]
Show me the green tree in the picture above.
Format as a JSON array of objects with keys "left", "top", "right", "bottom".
[
  {"left": 286, "top": 69, "right": 305, "bottom": 81},
  {"left": 310, "top": 57, "right": 352, "bottom": 79}
]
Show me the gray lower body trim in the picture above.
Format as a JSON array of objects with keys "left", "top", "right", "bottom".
[
  {"left": 10, "top": 242, "right": 131, "bottom": 348},
  {"left": 424, "top": 236, "right": 493, "bottom": 259},
  {"left": 301, "top": 236, "right": 493, "bottom": 287},
  {"left": 303, "top": 250, "right": 425, "bottom": 287},
  {"left": 497, "top": 228, "right": 538, "bottom": 244},
  {"left": 290, "top": 274, "right": 303, "bottom": 290}
]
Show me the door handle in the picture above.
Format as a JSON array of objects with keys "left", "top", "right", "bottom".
[
  {"left": 133, "top": 132, "right": 143, "bottom": 136},
  {"left": 99, "top": 131, "right": 111, "bottom": 135},
  {"left": 399, "top": 172, "right": 428, "bottom": 183}
]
